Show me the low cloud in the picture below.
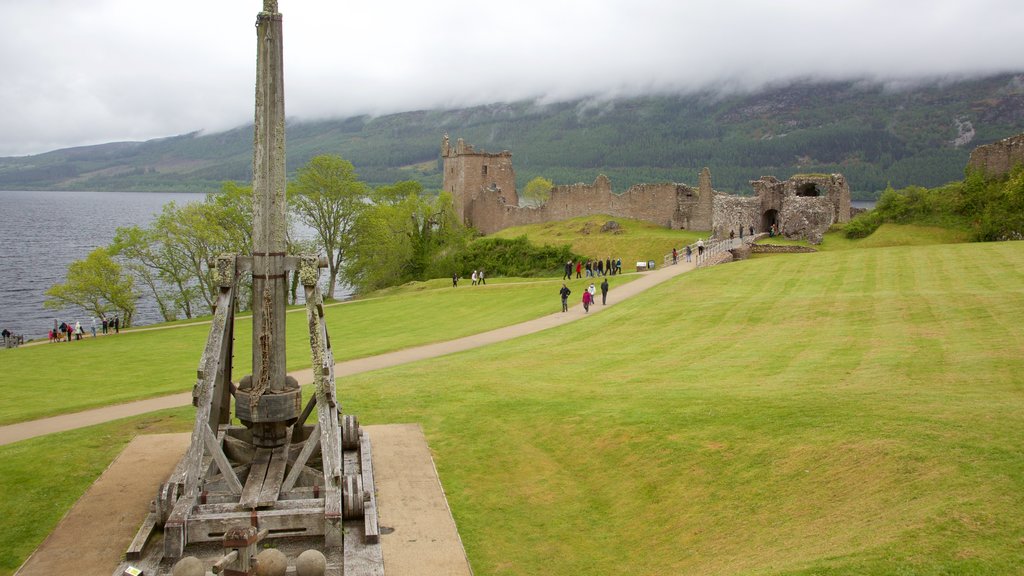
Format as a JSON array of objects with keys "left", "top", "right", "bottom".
[{"left": 1, "top": 0, "right": 1022, "bottom": 156}]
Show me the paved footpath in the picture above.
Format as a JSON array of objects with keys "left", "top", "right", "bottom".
[{"left": 0, "top": 260, "right": 697, "bottom": 446}]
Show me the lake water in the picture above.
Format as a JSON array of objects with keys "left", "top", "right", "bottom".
[
  {"left": 0, "top": 190, "right": 340, "bottom": 341},
  {"left": 0, "top": 190, "right": 209, "bottom": 339}
]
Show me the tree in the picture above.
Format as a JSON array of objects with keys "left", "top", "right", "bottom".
[
  {"left": 110, "top": 183, "right": 255, "bottom": 320},
  {"left": 288, "top": 155, "right": 370, "bottom": 299},
  {"left": 347, "top": 186, "right": 471, "bottom": 292},
  {"left": 45, "top": 247, "right": 137, "bottom": 326},
  {"left": 522, "top": 176, "right": 554, "bottom": 206}
]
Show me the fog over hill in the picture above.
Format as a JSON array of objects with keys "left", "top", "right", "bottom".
[
  {"left": 3, "top": 1, "right": 1024, "bottom": 156},
  {"left": 2, "top": 74, "right": 1023, "bottom": 199}
]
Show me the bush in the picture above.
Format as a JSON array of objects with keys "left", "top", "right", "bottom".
[{"left": 452, "top": 236, "right": 582, "bottom": 277}]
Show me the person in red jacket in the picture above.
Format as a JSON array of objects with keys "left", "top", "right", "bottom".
[{"left": 582, "top": 288, "right": 592, "bottom": 313}]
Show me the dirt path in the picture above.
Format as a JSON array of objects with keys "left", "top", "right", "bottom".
[{"left": 0, "top": 261, "right": 696, "bottom": 446}]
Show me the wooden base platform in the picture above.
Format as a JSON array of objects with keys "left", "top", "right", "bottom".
[{"left": 15, "top": 424, "right": 472, "bottom": 576}]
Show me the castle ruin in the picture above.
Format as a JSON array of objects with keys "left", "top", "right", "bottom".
[
  {"left": 441, "top": 135, "right": 851, "bottom": 244},
  {"left": 967, "top": 132, "right": 1024, "bottom": 179}
]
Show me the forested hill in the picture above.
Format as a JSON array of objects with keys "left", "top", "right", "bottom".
[{"left": 2, "top": 74, "right": 1023, "bottom": 198}]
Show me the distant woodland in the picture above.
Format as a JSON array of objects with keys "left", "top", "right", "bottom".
[{"left": 2, "top": 74, "right": 1023, "bottom": 199}]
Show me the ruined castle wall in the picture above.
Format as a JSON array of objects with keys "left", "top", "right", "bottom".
[
  {"left": 779, "top": 196, "right": 835, "bottom": 244},
  {"left": 464, "top": 175, "right": 706, "bottom": 235},
  {"left": 712, "top": 194, "right": 761, "bottom": 238},
  {"left": 442, "top": 138, "right": 517, "bottom": 225},
  {"left": 968, "top": 133, "right": 1024, "bottom": 179}
]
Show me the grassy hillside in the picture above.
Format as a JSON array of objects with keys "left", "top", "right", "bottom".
[
  {"left": 2, "top": 230, "right": 1022, "bottom": 574},
  {"left": 1, "top": 75, "right": 1022, "bottom": 196},
  {"left": 343, "top": 240, "right": 1024, "bottom": 574},
  {"left": 490, "top": 215, "right": 706, "bottom": 268}
]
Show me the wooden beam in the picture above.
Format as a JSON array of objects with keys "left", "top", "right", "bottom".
[
  {"left": 360, "top": 433, "right": 380, "bottom": 544},
  {"left": 240, "top": 447, "right": 273, "bottom": 509},
  {"left": 282, "top": 423, "right": 320, "bottom": 492},
  {"left": 204, "top": 427, "right": 243, "bottom": 495},
  {"left": 257, "top": 440, "right": 290, "bottom": 507},
  {"left": 125, "top": 512, "right": 157, "bottom": 561}
]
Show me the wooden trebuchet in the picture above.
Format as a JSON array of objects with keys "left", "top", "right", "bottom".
[{"left": 114, "top": 3, "right": 382, "bottom": 574}]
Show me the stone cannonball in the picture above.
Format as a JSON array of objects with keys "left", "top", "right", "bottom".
[
  {"left": 296, "top": 549, "right": 327, "bottom": 576},
  {"left": 255, "top": 548, "right": 289, "bottom": 576},
  {"left": 171, "top": 556, "right": 205, "bottom": 576}
]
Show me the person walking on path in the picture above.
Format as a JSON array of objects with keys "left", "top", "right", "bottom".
[
  {"left": 479, "top": 270, "right": 486, "bottom": 285},
  {"left": 582, "top": 288, "right": 592, "bottom": 313},
  {"left": 564, "top": 261, "right": 573, "bottom": 280},
  {"left": 102, "top": 317, "right": 108, "bottom": 335},
  {"left": 471, "top": 270, "right": 478, "bottom": 286},
  {"left": 576, "top": 261, "right": 582, "bottom": 279},
  {"left": 90, "top": 317, "right": 97, "bottom": 338},
  {"left": 685, "top": 245, "right": 692, "bottom": 262},
  {"left": 697, "top": 239, "right": 704, "bottom": 258},
  {"left": 452, "top": 273, "right": 459, "bottom": 287},
  {"left": 588, "top": 282, "right": 596, "bottom": 307},
  {"left": 113, "top": 316, "right": 120, "bottom": 334},
  {"left": 559, "top": 283, "right": 571, "bottom": 312},
  {"left": 600, "top": 278, "right": 609, "bottom": 305},
  {"left": 672, "top": 247, "right": 678, "bottom": 264}
]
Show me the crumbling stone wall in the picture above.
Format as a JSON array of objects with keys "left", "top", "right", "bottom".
[
  {"left": 780, "top": 196, "right": 836, "bottom": 244},
  {"left": 712, "top": 194, "right": 761, "bottom": 238},
  {"left": 463, "top": 175, "right": 710, "bottom": 234},
  {"left": 749, "top": 173, "right": 851, "bottom": 244},
  {"left": 442, "top": 135, "right": 851, "bottom": 243},
  {"left": 967, "top": 133, "right": 1024, "bottom": 179},
  {"left": 441, "top": 135, "right": 517, "bottom": 225}
]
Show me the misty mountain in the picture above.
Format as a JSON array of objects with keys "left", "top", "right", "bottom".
[{"left": 2, "top": 74, "right": 1022, "bottom": 199}]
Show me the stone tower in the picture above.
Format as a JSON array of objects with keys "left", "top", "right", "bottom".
[{"left": 441, "top": 134, "right": 517, "bottom": 226}]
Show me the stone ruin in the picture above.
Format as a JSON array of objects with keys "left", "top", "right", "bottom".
[
  {"left": 442, "top": 135, "right": 852, "bottom": 244},
  {"left": 967, "top": 132, "right": 1024, "bottom": 179}
]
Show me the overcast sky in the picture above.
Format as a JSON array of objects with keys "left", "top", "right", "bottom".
[{"left": 1, "top": 0, "right": 1023, "bottom": 157}]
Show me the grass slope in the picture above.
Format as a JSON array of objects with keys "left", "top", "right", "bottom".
[
  {"left": 0, "top": 275, "right": 639, "bottom": 425},
  {"left": 332, "top": 241, "right": 1024, "bottom": 575},
  {"left": 491, "top": 215, "right": 705, "bottom": 268},
  {"left": 2, "top": 235, "right": 1022, "bottom": 575}
]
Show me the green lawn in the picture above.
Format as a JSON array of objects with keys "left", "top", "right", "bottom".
[
  {"left": 0, "top": 274, "right": 639, "bottom": 425},
  {"left": 333, "top": 240, "right": 1024, "bottom": 575},
  {"left": 3, "top": 235, "right": 1023, "bottom": 574},
  {"left": 491, "top": 214, "right": 707, "bottom": 266}
]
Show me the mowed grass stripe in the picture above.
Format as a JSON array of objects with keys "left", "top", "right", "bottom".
[
  {"left": 1, "top": 241, "right": 1022, "bottom": 575},
  {"left": 331, "top": 241, "right": 1024, "bottom": 575},
  {"left": 0, "top": 274, "right": 640, "bottom": 425}
]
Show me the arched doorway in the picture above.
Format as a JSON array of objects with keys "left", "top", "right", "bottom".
[{"left": 762, "top": 209, "right": 779, "bottom": 233}]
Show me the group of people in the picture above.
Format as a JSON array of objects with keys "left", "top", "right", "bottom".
[
  {"left": 1, "top": 328, "right": 22, "bottom": 348},
  {"left": 559, "top": 278, "right": 610, "bottom": 313},
  {"left": 48, "top": 315, "right": 119, "bottom": 343},
  {"left": 563, "top": 258, "right": 621, "bottom": 280},
  {"left": 729, "top": 226, "right": 756, "bottom": 240},
  {"left": 451, "top": 270, "right": 487, "bottom": 287},
  {"left": 670, "top": 245, "right": 694, "bottom": 264}
]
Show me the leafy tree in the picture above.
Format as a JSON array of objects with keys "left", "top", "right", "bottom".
[
  {"left": 45, "top": 247, "right": 137, "bottom": 326},
  {"left": 522, "top": 176, "right": 554, "bottom": 206},
  {"left": 288, "top": 155, "right": 370, "bottom": 299},
  {"left": 347, "top": 186, "right": 471, "bottom": 292},
  {"left": 110, "top": 183, "right": 255, "bottom": 320}
]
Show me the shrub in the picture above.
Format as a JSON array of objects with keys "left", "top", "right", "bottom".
[{"left": 452, "top": 236, "right": 582, "bottom": 277}]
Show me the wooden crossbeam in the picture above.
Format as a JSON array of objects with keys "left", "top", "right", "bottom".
[{"left": 282, "top": 423, "right": 321, "bottom": 492}]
